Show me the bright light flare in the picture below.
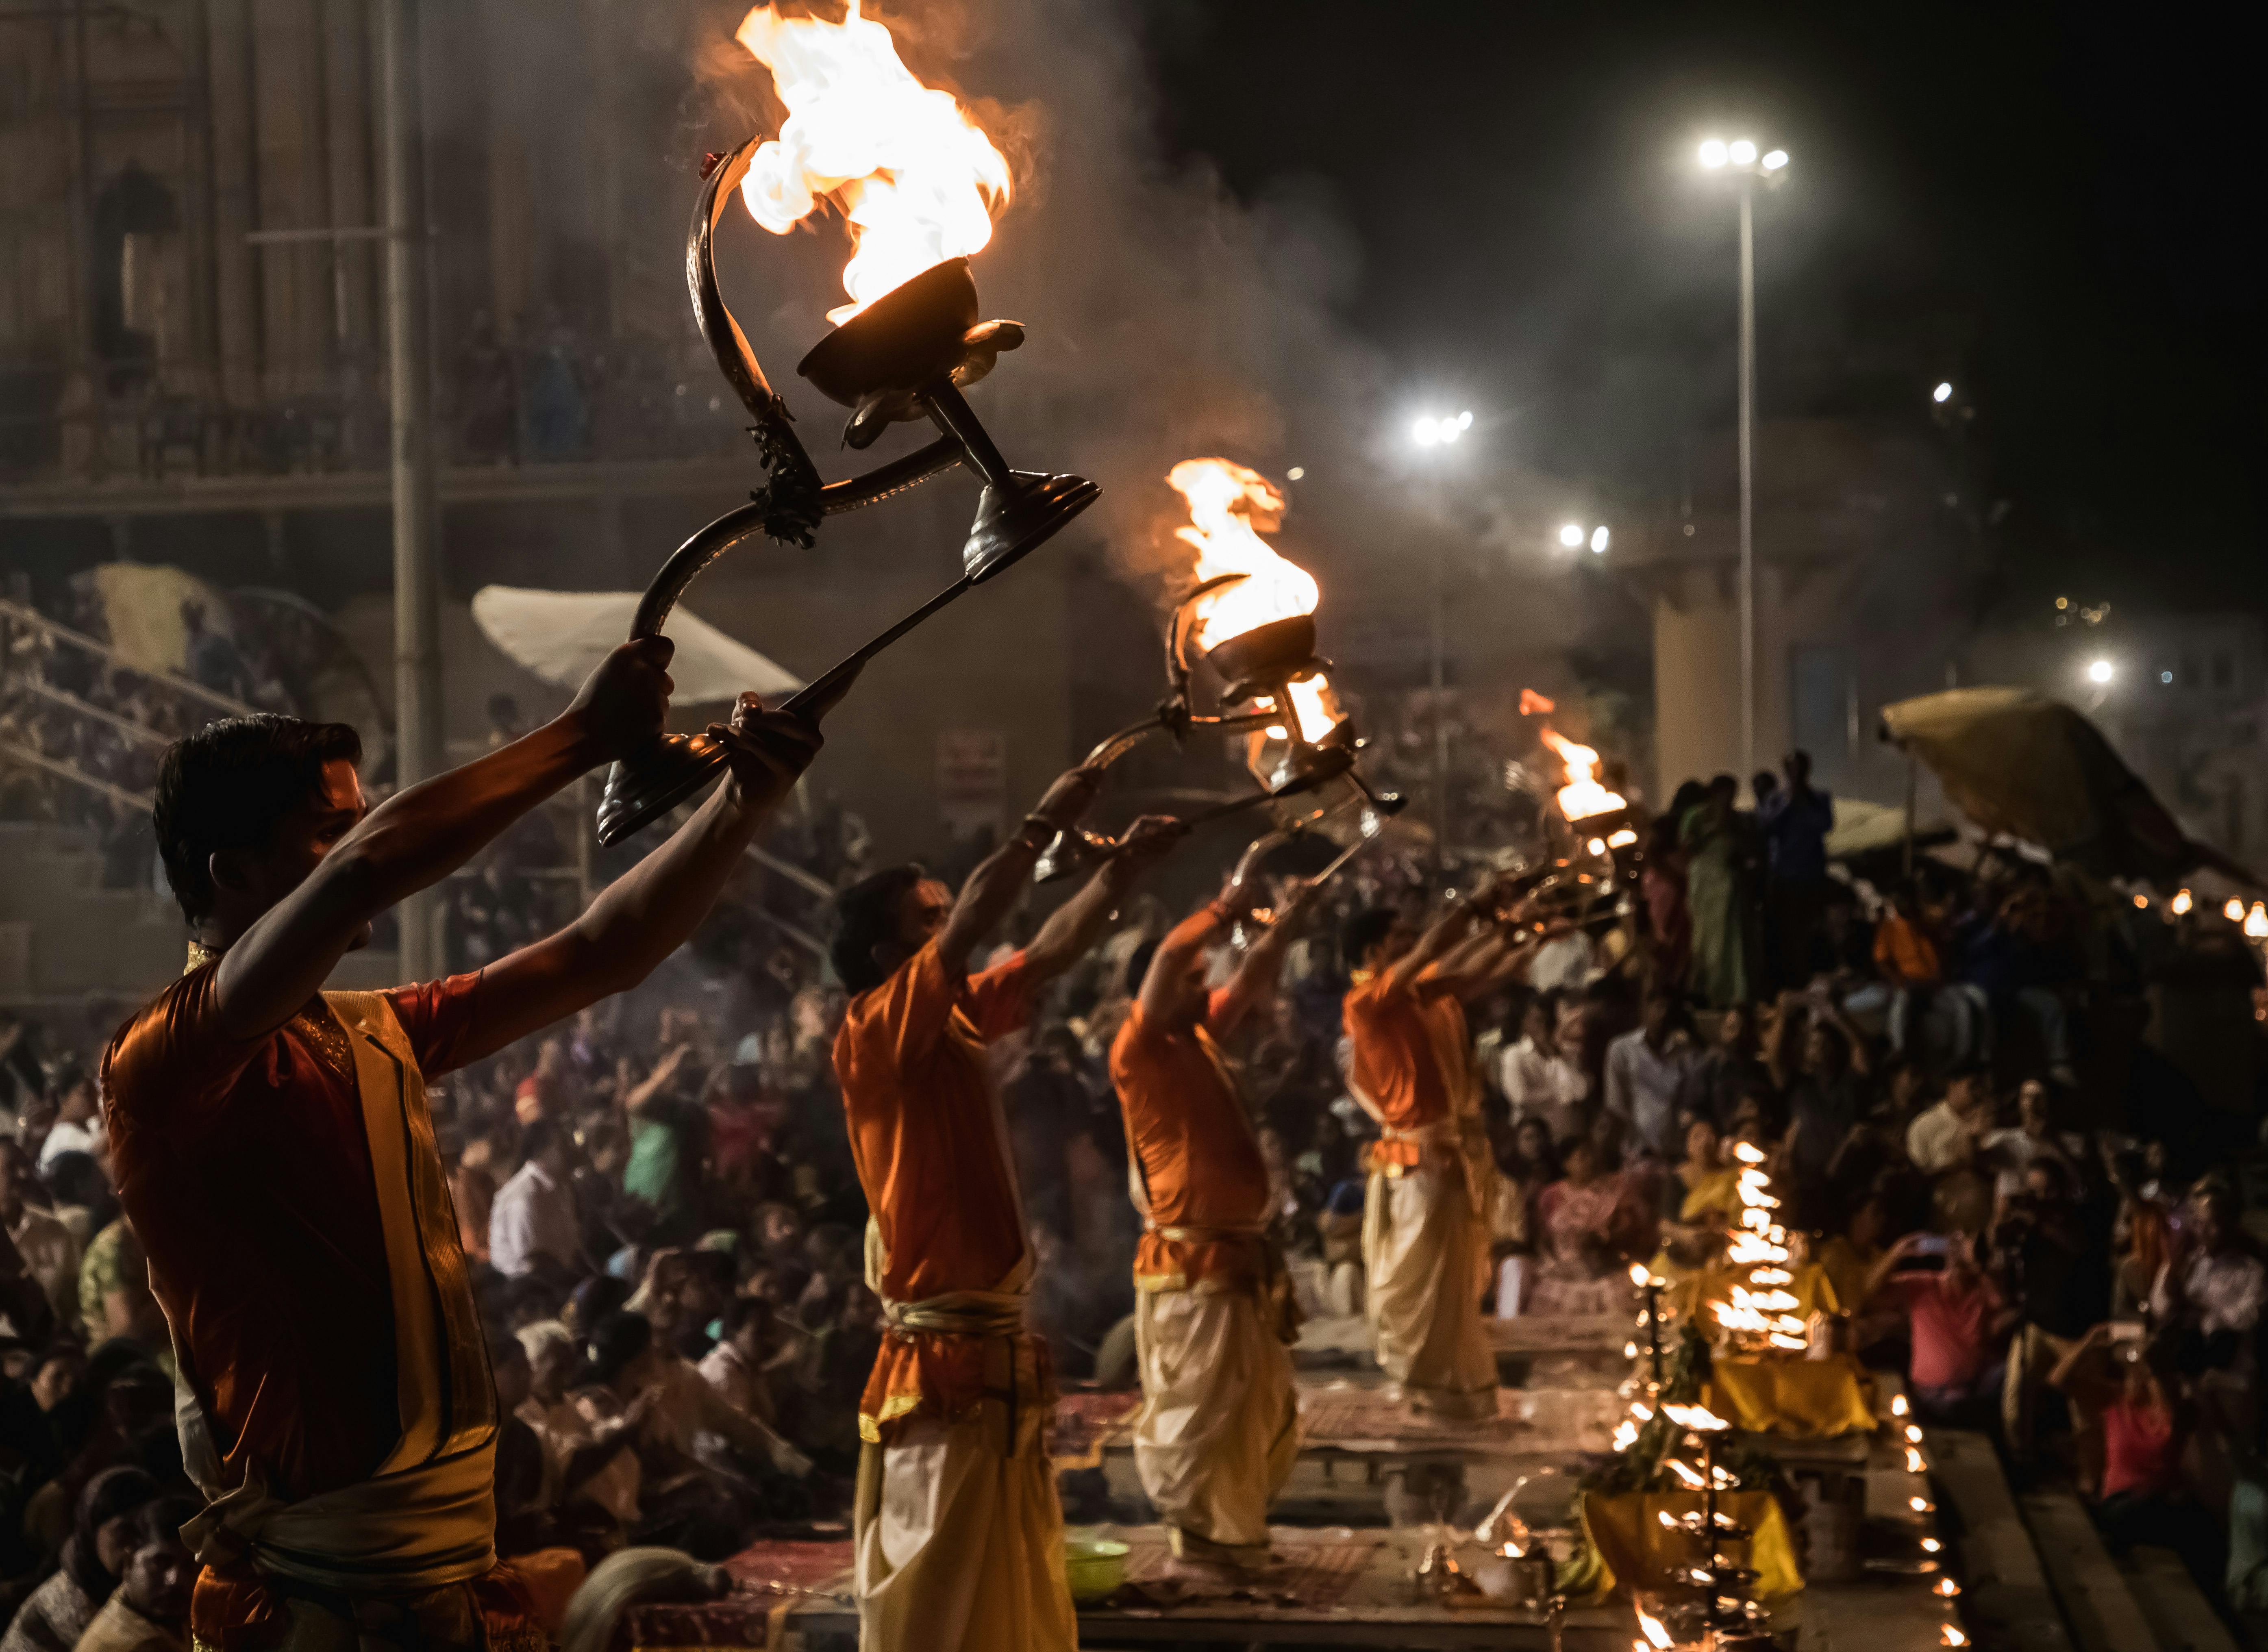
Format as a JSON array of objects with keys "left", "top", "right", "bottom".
[
  {"left": 2226, "top": 898, "right": 2248, "bottom": 923},
  {"left": 734, "top": 2, "right": 1012, "bottom": 326},
  {"left": 1635, "top": 1604, "right": 1676, "bottom": 1650},
  {"left": 1728, "top": 139, "right": 1758, "bottom": 165},
  {"left": 2248, "top": 903, "right": 2268, "bottom": 941},
  {"left": 1559, "top": 523, "right": 1585, "bottom": 547},
  {"left": 1540, "top": 727, "right": 1627, "bottom": 822},
  {"left": 2172, "top": 889, "right": 2194, "bottom": 915},
  {"left": 1590, "top": 525, "right": 1611, "bottom": 553},
  {"left": 2087, "top": 659, "right": 2114, "bottom": 685},
  {"left": 1933, "top": 381, "right": 1954, "bottom": 404},
  {"left": 1942, "top": 1629, "right": 1968, "bottom": 1648},
  {"left": 1662, "top": 1402, "right": 1732, "bottom": 1432},
  {"left": 1761, "top": 148, "right": 1789, "bottom": 171},
  {"left": 1609, "top": 828, "right": 1637, "bottom": 847},
  {"left": 1698, "top": 139, "right": 1729, "bottom": 169},
  {"left": 1412, "top": 410, "right": 1473, "bottom": 448}
]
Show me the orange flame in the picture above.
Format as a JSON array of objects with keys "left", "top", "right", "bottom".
[
  {"left": 734, "top": 2, "right": 1012, "bottom": 326},
  {"left": 1539, "top": 727, "right": 1627, "bottom": 822},
  {"left": 1167, "top": 458, "right": 1338, "bottom": 742},
  {"left": 1634, "top": 1604, "right": 1675, "bottom": 1650},
  {"left": 1520, "top": 687, "right": 1557, "bottom": 716}
]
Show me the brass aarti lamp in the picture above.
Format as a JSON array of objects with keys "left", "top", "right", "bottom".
[{"left": 594, "top": 139, "right": 1098, "bottom": 846}]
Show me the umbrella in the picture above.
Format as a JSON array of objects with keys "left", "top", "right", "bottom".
[
  {"left": 1879, "top": 686, "right": 2261, "bottom": 890},
  {"left": 470, "top": 587, "right": 800, "bottom": 705}
]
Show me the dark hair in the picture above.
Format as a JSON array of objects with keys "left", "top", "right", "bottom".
[
  {"left": 132, "top": 1495, "right": 200, "bottom": 1552},
  {"left": 1342, "top": 906, "right": 1400, "bottom": 971},
  {"left": 153, "top": 715, "right": 361, "bottom": 923},
  {"left": 585, "top": 1309, "right": 654, "bottom": 1388},
  {"left": 65, "top": 1465, "right": 161, "bottom": 1599},
  {"left": 1125, "top": 938, "right": 1160, "bottom": 995},
  {"left": 831, "top": 864, "right": 927, "bottom": 995},
  {"left": 520, "top": 1117, "right": 565, "bottom": 1163}
]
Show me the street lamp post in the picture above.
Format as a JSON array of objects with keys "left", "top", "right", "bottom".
[
  {"left": 1410, "top": 410, "right": 1472, "bottom": 871},
  {"left": 1698, "top": 137, "right": 1787, "bottom": 785}
]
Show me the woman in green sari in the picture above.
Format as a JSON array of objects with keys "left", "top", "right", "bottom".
[{"left": 1681, "top": 774, "right": 1759, "bottom": 1008}]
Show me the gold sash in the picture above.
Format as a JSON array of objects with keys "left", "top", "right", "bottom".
[{"left": 174, "top": 991, "right": 499, "bottom": 1593}]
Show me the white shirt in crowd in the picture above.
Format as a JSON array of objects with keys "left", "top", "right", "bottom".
[
  {"left": 488, "top": 1159, "right": 579, "bottom": 1278},
  {"left": 1603, "top": 1030, "right": 1695, "bottom": 1160},
  {"left": 2153, "top": 1248, "right": 2268, "bottom": 1338},
  {"left": 37, "top": 1118, "right": 101, "bottom": 1168},
  {"left": 1905, "top": 1100, "right": 1976, "bottom": 1175},
  {"left": 1977, "top": 1127, "right": 2085, "bottom": 1201},
  {"left": 1498, "top": 1037, "right": 1590, "bottom": 1143}
]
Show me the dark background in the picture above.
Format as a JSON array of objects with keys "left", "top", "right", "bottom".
[{"left": 1133, "top": 0, "right": 2259, "bottom": 617}]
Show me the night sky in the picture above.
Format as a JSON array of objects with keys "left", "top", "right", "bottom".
[{"left": 1135, "top": 1, "right": 2257, "bottom": 617}]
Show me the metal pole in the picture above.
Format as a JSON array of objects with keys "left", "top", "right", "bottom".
[
  {"left": 1431, "top": 536, "right": 1448, "bottom": 873},
  {"left": 381, "top": 0, "right": 442, "bottom": 980},
  {"left": 1737, "top": 175, "right": 1757, "bottom": 787}
]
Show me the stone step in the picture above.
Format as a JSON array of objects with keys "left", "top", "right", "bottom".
[
  {"left": 2017, "top": 1486, "right": 2164, "bottom": 1652},
  {"left": 1926, "top": 1428, "right": 2077, "bottom": 1652},
  {"left": 2120, "top": 1543, "right": 2242, "bottom": 1652}
]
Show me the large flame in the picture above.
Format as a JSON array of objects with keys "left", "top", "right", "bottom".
[
  {"left": 1539, "top": 726, "right": 1626, "bottom": 822},
  {"left": 735, "top": 2, "right": 1012, "bottom": 326},
  {"left": 1167, "top": 458, "right": 1338, "bottom": 743}
]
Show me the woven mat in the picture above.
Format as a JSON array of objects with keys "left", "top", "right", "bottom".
[
  {"left": 1296, "top": 1383, "right": 1530, "bottom": 1448},
  {"left": 1051, "top": 1388, "right": 1143, "bottom": 1466},
  {"left": 1113, "top": 1529, "right": 1374, "bottom": 1609}
]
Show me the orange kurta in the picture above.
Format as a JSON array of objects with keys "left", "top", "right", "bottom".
[
  {"left": 1111, "top": 997, "right": 1273, "bottom": 1293},
  {"left": 1341, "top": 968, "right": 1472, "bottom": 1170},
  {"left": 835, "top": 939, "right": 1044, "bottom": 1439},
  {"left": 102, "top": 964, "right": 536, "bottom": 1652}
]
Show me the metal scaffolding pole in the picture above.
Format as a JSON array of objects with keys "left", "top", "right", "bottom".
[{"left": 381, "top": 0, "right": 442, "bottom": 979}]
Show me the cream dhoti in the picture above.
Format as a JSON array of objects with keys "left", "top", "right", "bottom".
[
  {"left": 852, "top": 1289, "right": 1073, "bottom": 1652},
  {"left": 1131, "top": 1226, "right": 1300, "bottom": 1569},
  {"left": 1362, "top": 1126, "right": 1498, "bottom": 1419}
]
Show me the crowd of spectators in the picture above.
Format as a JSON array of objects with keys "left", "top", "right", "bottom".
[{"left": 2, "top": 734, "right": 2268, "bottom": 1640}]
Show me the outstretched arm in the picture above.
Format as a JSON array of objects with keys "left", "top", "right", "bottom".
[
  {"left": 213, "top": 639, "right": 675, "bottom": 1039},
  {"left": 1211, "top": 877, "right": 1319, "bottom": 1037},
  {"left": 1385, "top": 901, "right": 1477, "bottom": 996},
  {"left": 452, "top": 694, "right": 823, "bottom": 1065},
  {"left": 935, "top": 765, "right": 1101, "bottom": 981},
  {"left": 1025, "top": 815, "right": 1184, "bottom": 985}
]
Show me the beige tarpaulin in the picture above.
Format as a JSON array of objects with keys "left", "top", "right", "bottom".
[
  {"left": 87, "top": 563, "right": 234, "bottom": 672},
  {"left": 470, "top": 586, "right": 799, "bottom": 705},
  {"left": 1879, "top": 686, "right": 2259, "bottom": 889}
]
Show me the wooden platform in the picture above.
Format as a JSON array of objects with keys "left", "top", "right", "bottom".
[{"left": 636, "top": 1518, "right": 1968, "bottom": 1650}]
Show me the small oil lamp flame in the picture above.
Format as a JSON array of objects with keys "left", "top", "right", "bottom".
[
  {"left": 735, "top": 2, "right": 1011, "bottom": 325},
  {"left": 1935, "top": 1578, "right": 1962, "bottom": 1598},
  {"left": 1540, "top": 726, "right": 1627, "bottom": 822},
  {"left": 1942, "top": 1628, "right": 1969, "bottom": 1648},
  {"left": 1634, "top": 1604, "right": 1676, "bottom": 1650}
]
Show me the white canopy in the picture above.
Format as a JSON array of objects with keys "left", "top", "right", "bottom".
[{"left": 470, "top": 586, "right": 800, "bottom": 705}]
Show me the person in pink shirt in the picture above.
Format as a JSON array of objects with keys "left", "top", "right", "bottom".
[{"left": 1866, "top": 1230, "right": 2019, "bottom": 1425}]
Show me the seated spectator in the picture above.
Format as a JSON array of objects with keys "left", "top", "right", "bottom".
[
  {"left": 1603, "top": 992, "right": 1697, "bottom": 1163},
  {"left": 1907, "top": 1066, "right": 1994, "bottom": 1176},
  {"left": 0, "top": 1468, "right": 159, "bottom": 1652},
  {"left": 2049, "top": 1326, "right": 2221, "bottom": 1585},
  {"left": 1868, "top": 1231, "right": 2018, "bottom": 1427},
  {"left": 74, "top": 1221, "right": 165, "bottom": 1356},
  {"left": 1975, "top": 1077, "right": 2078, "bottom": 1199},
  {"left": 490, "top": 1121, "right": 583, "bottom": 1279},
  {"left": 1989, "top": 1155, "right": 2108, "bottom": 1463},
  {"left": 513, "top": 1319, "right": 639, "bottom": 1530},
  {"left": 1526, "top": 1135, "right": 1644, "bottom": 1315},
  {"left": 72, "top": 1495, "right": 197, "bottom": 1652},
  {"left": 698, "top": 1296, "right": 785, "bottom": 1428},
  {"left": 1681, "top": 1002, "right": 1774, "bottom": 1135},
  {"left": 1498, "top": 991, "right": 1590, "bottom": 1143},
  {"left": 35, "top": 1063, "right": 101, "bottom": 1172},
  {"left": 3, "top": 1139, "right": 81, "bottom": 1337}
]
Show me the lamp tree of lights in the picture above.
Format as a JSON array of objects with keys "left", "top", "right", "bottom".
[{"left": 1408, "top": 410, "right": 1473, "bottom": 867}]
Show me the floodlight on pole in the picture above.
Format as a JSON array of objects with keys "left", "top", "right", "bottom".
[
  {"left": 1933, "top": 381, "right": 1954, "bottom": 404},
  {"left": 1559, "top": 523, "right": 1585, "bottom": 548},
  {"left": 1590, "top": 526, "right": 1610, "bottom": 554},
  {"left": 2087, "top": 659, "right": 2114, "bottom": 685},
  {"left": 1694, "top": 134, "right": 1787, "bottom": 783}
]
